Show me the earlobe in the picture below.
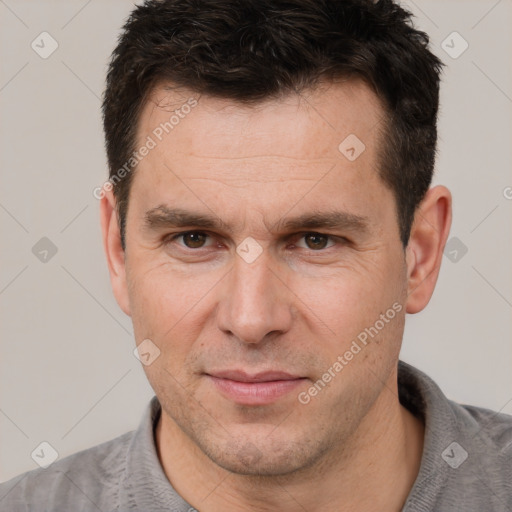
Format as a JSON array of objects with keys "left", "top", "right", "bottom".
[
  {"left": 405, "top": 185, "right": 452, "bottom": 314},
  {"left": 99, "top": 190, "right": 131, "bottom": 316}
]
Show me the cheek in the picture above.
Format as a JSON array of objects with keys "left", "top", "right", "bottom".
[
  {"left": 126, "top": 258, "right": 223, "bottom": 359},
  {"left": 296, "top": 256, "right": 404, "bottom": 340},
  {"left": 301, "top": 265, "right": 406, "bottom": 406}
]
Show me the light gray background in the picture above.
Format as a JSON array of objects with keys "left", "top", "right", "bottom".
[{"left": 1, "top": 0, "right": 511, "bottom": 483}]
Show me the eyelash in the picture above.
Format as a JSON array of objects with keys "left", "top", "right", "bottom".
[{"left": 165, "top": 231, "right": 343, "bottom": 252}]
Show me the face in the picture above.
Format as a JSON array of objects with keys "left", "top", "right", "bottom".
[{"left": 117, "top": 80, "right": 410, "bottom": 475}]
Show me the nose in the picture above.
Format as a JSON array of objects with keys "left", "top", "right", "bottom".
[{"left": 216, "top": 250, "right": 294, "bottom": 344}]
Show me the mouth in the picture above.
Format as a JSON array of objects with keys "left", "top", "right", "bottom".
[{"left": 205, "top": 370, "right": 308, "bottom": 405}]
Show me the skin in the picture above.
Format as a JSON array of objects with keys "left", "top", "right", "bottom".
[{"left": 101, "top": 79, "right": 452, "bottom": 512}]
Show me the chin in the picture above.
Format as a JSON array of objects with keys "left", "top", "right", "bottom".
[{"left": 197, "top": 429, "right": 328, "bottom": 477}]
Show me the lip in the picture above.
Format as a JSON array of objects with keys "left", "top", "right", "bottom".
[{"left": 206, "top": 370, "right": 307, "bottom": 405}]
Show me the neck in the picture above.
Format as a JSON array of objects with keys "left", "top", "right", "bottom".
[{"left": 156, "top": 372, "right": 424, "bottom": 512}]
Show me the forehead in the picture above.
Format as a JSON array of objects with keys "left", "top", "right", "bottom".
[
  {"left": 137, "top": 79, "right": 385, "bottom": 158},
  {"left": 130, "top": 79, "right": 394, "bottom": 233}
]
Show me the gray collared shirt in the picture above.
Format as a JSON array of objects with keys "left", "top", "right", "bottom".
[{"left": 1, "top": 361, "right": 511, "bottom": 511}]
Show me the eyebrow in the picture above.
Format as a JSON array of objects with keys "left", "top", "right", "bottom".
[
  {"left": 144, "top": 206, "right": 229, "bottom": 232},
  {"left": 144, "top": 206, "right": 369, "bottom": 235},
  {"left": 275, "top": 210, "right": 369, "bottom": 233}
]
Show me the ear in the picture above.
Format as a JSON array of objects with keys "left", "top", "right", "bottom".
[
  {"left": 405, "top": 185, "right": 452, "bottom": 314},
  {"left": 100, "top": 189, "right": 131, "bottom": 316}
]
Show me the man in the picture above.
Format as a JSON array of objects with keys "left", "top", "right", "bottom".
[{"left": 1, "top": 0, "right": 511, "bottom": 510}]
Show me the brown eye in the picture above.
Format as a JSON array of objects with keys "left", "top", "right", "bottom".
[
  {"left": 181, "top": 232, "right": 208, "bottom": 248},
  {"left": 303, "top": 233, "right": 329, "bottom": 250}
]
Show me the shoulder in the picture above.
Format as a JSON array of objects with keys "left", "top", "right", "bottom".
[
  {"left": 450, "top": 399, "right": 512, "bottom": 468},
  {"left": 459, "top": 402, "right": 512, "bottom": 446},
  {"left": 0, "top": 430, "right": 133, "bottom": 511},
  {"left": 441, "top": 400, "right": 512, "bottom": 508},
  {"left": 399, "top": 362, "right": 512, "bottom": 510}
]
